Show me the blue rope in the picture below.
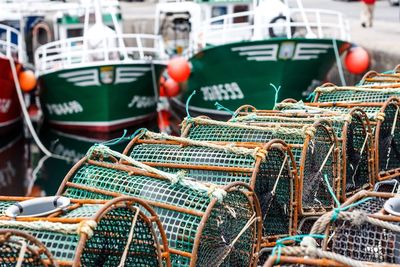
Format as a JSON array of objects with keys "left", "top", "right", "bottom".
[
  {"left": 185, "top": 90, "right": 196, "bottom": 121},
  {"left": 214, "top": 102, "right": 235, "bottom": 117},
  {"left": 101, "top": 129, "right": 129, "bottom": 146},
  {"left": 272, "top": 234, "right": 326, "bottom": 264},
  {"left": 306, "top": 91, "right": 316, "bottom": 102},
  {"left": 382, "top": 70, "right": 394, "bottom": 74},
  {"left": 129, "top": 128, "right": 148, "bottom": 139},
  {"left": 270, "top": 83, "right": 282, "bottom": 110}
]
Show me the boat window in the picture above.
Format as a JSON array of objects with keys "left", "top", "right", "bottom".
[
  {"left": 67, "top": 28, "right": 83, "bottom": 38},
  {"left": 233, "top": 5, "right": 249, "bottom": 23},
  {"left": 211, "top": 6, "right": 227, "bottom": 24}
]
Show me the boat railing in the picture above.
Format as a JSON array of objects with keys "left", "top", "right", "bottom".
[
  {"left": 35, "top": 33, "right": 167, "bottom": 74},
  {"left": 190, "top": 8, "right": 350, "bottom": 52},
  {"left": 0, "top": 24, "right": 23, "bottom": 61}
]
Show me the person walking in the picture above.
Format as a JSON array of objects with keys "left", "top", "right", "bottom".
[{"left": 360, "top": 0, "right": 376, "bottom": 28}]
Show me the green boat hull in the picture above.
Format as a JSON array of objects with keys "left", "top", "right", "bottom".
[
  {"left": 173, "top": 38, "right": 350, "bottom": 117},
  {"left": 39, "top": 63, "right": 165, "bottom": 132}
]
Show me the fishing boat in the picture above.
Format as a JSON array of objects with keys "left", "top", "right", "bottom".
[
  {"left": 33, "top": 1, "right": 167, "bottom": 132},
  {"left": 0, "top": 24, "right": 24, "bottom": 131},
  {"left": 156, "top": 0, "right": 352, "bottom": 118}
]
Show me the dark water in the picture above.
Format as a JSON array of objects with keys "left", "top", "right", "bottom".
[{"left": 0, "top": 120, "right": 161, "bottom": 197}]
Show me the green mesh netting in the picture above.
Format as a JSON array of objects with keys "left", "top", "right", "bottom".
[
  {"left": 60, "top": 162, "right": 257, "bottom": 267},
  {"left": 183, "top": 120, "right": 336, "bottom": 213},
  {"left": 316, "top": 89, "right": 400, "bottom": 103},
  {"left": 232, "top": 113, "right": 371, "bottom": 197},
  {"left": 0, "top": 201, "right": 161, "bottom": 266},
  {"left": 128, "top": 141, "right": 293, "bottom": 239}
]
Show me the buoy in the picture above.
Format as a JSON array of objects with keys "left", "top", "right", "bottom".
[
  {"left": 18, "top": 70, "right": 37, "bottom": 92},
  {"left": 344, "top": 46, "right": 370, "bottom": 75},
  {"left": 157, "top": 110, "right": 171, "bottom": 133},
  {"left": 167, "top": 57, "right": 191, "bottom": 82},
  {"left": 164, "top": 78, "right": 180, "bottom": 97},
  {"left": 159, "top": 76, "right": 166, "bottom": 97}
]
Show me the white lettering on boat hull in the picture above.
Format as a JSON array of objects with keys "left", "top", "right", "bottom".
[
  {"left": 128, "top": 96, "right": 156, "bottom": 109},
  {"left": 200, "top": 82, "right": 244, "bottom": 101},
  {"left": 46, "top": 101, "right": 84, "bottom": 116}
]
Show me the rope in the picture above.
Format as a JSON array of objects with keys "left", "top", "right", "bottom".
[
  {"left": 118, "top": 207, "right": 140, "bottom": 267},
  {"left": 215, "top": 213, "right": 257, "bottom": 266},
  {"left": 385, "top": 106, "right": 399, "bottom": 169},
  {"left": 215, "top": 102, "right": 235, "bottom": 117},
  {"left": 275, "top": 101, "right": 339, "bottom": 113},
  {"left": 87, "top": 144, "right": 227, "bottom": 202},
  {"left": 350, "top": 132, "right": 370, "bottom": 187},
  {"left": 143, "top": 131, "right": 266, "bottom": 161},
  {"left": 332, "top": 39, "right": 346, "bottom": 86},
  {"left": 232, "top": 113, "right": 352, "bottom": 124},
  {"left": 186, "top": 117, "right": 314, "bottom": 138},
  {"left": 314, "top": 86, "right": 400, "bottom": 93},
  {"left": 0, "top": 220, "right": 97, "bottom": 237},
  {"left": 185, "top": 90, "right": 196, "bottom": 121},
  {"left": 270, "top": 83, "right": 282, "bottom": 109},
  {"left": 16, "top": 240, "right": 27, "bottom": 267}
]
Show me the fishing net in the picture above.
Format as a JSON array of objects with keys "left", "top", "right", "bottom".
[
  {"left": 57, "top": 146, "right": 261, "bottom": 267},
  {"left": 180, "top": 117, "right": 339, "bottom": 218},
  {"left": 122, "top": 130, "right": 297, "bottom": 245},
  {"left": 0, "top": 229, "right": 56, "bottom": 267},
  {"left": 0, "top": 196, "right": 168, "bottom": 266},
  {"left": 232, "top": 105, "right": 373, "bottom": 199}
]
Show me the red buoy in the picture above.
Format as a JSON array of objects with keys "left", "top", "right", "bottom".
[
  {"left": 167, "top": 57, "right": 191, "bottom": 83},
  {"left": 344, "top": 47, "right": 370, "bottom": 75},
  {"left": 164, "top": 78, "right": 180, "bottom": 97},
  {"left": 159, "top": 76, "right": 166, "bottom": 97},
  {"left": 18, "top": 70, "right": 37, "bottom": 92}
]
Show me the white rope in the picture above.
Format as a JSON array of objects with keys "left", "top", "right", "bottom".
[
  {"left": 233, "top": 113, "right": 351, "bottom": 124},
  {"left": 332, "top": 39, "right": 346, "bottom": 86},
  {"left": 315, "top": 86, "right": 400, "bottom": 93},
  {"left": 350, "top": 132, "right": 370, "bottom": 186},
  {"left": 385, "top": 106, "right": 399, "bottom": 169},
  {"left": 8, "top": 56, "right": 71, "bottom": 163},
  {"left": 143, "top": 131, "right": 266, "bottom": 161},
  {"left": 318, "top": 144, "right": 335, "bottom": 174},
  {"left": 0, "top": 220, "right": 97, "bottom": 237},
  {"left": 88, "top": 145, "right": 227, "bottom": 202},
  {"left": 16, "top": 240, "right": 27, "bottom": 267},
  {"left": 118, "top": 207, "right": 140, "bottom": 267},
  {"left": 275, "top": 102, "right": 338, "bottom": 113}
]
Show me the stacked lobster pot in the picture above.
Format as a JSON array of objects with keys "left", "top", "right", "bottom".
[
  {"left": 259, "top": 102, "right": 375, "bottom": 200},
  {"left": 263, "top": 190, "right": 400, "bottom": 266},
  {"left": 0, "top": 196, "right": 170, "bottom": 266},
  {"left": 307, "top": 77, "right": 400, "bottom": 182},
  {"left": 57, "top": 144, "right": 261, "bottom": 267},
  {"left": 122, "top": 130, "right": 297, "bottom": 247},
  {"left": 180, "top": 116, "right": 340, "bottom": 234}
]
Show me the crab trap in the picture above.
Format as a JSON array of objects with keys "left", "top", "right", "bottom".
[
  {"left": 0, "top": 229, "right": 56, "bottom": 266},
  {"left": 122, "top": 130, "right": 297, "bottom": 246},
  {"left": 0, "top": 196, "right": 170, "bottom": 266},
  {"left": 180, "top": 116, "right": 340, "bottom": 233},
  {"left": 302, "top": 84, "right": 400, "bottom": 181},
  {"left": 231, "top": 104, "right": 374, "bottom": 200},
  {"left": 358, "top": 69, "right": 400, "bottom": 87},
  {"left": 56, "top": 145, "right": 261, "bottom": 267}
]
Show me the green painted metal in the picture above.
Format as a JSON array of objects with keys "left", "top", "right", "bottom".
[
  {"left": 175, "top": 38, "right": 349, "bottom": 116},
  {"left": 39, "top": 63, "right": 165, "bottom": 131}
]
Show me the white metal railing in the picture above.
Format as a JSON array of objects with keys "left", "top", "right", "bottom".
[
  {"left": 0, "top": 24, "right": 23, "bottom": 61},
  {"left": 191, "top": 8, "right": 351, "bottom": 51},
  {"left": 35, "top": 33, "right": 168, "bottom": 74}
]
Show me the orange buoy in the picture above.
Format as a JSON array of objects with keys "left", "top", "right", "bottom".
[
  {"left": 167, "top": 57, "right": 191, "bottom": 83},
  {"left": 157, "top": 110, "right": 171, "bottom": 133},
  {"left": 18, "top": 70, "right": 37, "bottom": 92},
  {"left": 164, "top": 78, "right": 180, "bottom": 97},
  {"left": 159, "top": 76, "right": 166, "bottom": 97},
  {"left": 344, "top": 46, "right": 370, "bottom": 75}
]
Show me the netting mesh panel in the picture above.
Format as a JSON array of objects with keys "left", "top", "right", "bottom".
[
  {"left": 0, "top": 238, "right": 46, "bottom": 266},
  {"left": 0, "top": 201, "right": 16, "bottom": 215},
  {"left": 316, "top": 90, "right": 400, "bottom": 103},
  {"left": 330, "top": 197, "right": 400, "bottom": 263},
  {"left": 130, "top": 143, "right": 254, "bottom": 185},
  {"left": 302, "top": 126, "right": 335, "bottom": 211},
  {"left": 196, "top": 190, "right": 255, "bottom": 267},
  {"left": 81, "top": 207, "right": 160, "bottom": 267},
  {"left": 345, "top": 115, "right": 370, "bottom": 195},
  {"left": 129, "top": 143, "right": 293, "bottom": 238},
  {"left": 0, "top": 227, "right": 78, "bottom": 261},
  {"left": 378, "top": 104, "right": 400, "bottom": 173}
]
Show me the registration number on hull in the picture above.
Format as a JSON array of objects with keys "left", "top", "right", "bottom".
[{"left": 200, "top": 82, "right": 244, "bottom": 101}]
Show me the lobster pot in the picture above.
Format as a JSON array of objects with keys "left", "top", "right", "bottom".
[
  {"left": 358, "top": 70, "right": 400, "bottom": 87},
  {"left": 311, "top": 84, "right": 400, "bottom": 181},
  {"left": 123, "top": 131, "right": 297, "bottom": 245},
  {"left": 57, "top": 153, "right": 261, "bottom": 267},
  {"left": 0, "top": 196, "right": 169, "bottom": 267},
  {"left": 232, "top": 105, "right": 373, "bottom": 199},
  {"left": 180, "top": 117, "right": 339, "bottom": 219},
  {"left": 320, "top": 191, "right": 400, "bottom": 264},
  {"left": 0, "top": 229, "right": 56, "bottom": 267}
]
